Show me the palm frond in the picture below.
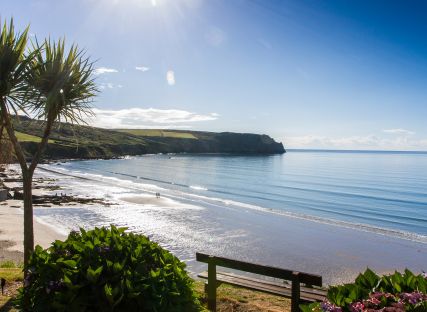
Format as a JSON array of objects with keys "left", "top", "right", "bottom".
[
  {"left": 0, "top": 18, "right": 36, "bottom": 113},
  {"left": 27, "top": 38, "right": 98, "bottom": 125}
]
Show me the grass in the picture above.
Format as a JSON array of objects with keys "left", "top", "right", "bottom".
[
  {"left": 116, "top": 129, "right": 198, "bottom": 139},
  {"left": 194, "top": 280, "right": 291, "bottom": 311},
  {"left": 0, "top": 262, "right": 22, "bottom": 269},
  {"left": 9, "top": 131, "right": 55, "bottom": 144},
  {"left": 0, "top": 267, "right": 22, "bottom": 312},
  {"left": 0, "top": 268, "right": 23, "bottom": 282}
]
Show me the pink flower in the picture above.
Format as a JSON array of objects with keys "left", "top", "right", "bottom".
[{"left": 349, "top": 301, "right": 364, "bottom": 312}]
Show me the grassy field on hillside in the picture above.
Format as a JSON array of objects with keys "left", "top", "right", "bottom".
[
  {"left": 116, "top": 129, "right": 197, "bottom": 139},
  {"left": 1, "top": 131, "right": 55, "bottom": 144},
  {"left": 15, "top": 131, "right": 55, "bottom": 143}
]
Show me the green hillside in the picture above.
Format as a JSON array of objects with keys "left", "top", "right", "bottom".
[
  {"left": 116, "top": 129, "right": 197, "bottom": 139},
  {"left": 11, "top": 116, "right": 285, "bottom": 160}
]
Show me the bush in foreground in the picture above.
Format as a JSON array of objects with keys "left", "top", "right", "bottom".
[
  {"left": 301, "top": 269, "right": 427, "bottom": 312},
  {"left": 17, "top": 225, "right": 202, "bottom": 311}
]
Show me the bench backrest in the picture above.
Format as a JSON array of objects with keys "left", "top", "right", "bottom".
[{"left": 196, "top": 252, "right": 322, "bottom": 286}]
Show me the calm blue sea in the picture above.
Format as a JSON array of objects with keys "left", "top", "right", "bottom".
[
  {"left": 56, "top": 150, "right": 427, "bottom": 238},
  {"left": 35, "top": 150, "right": 427, "bottom": 283}
]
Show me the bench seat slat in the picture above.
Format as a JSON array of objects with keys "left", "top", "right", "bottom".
[
  {"left": 196, "top": 253, "right": 322, "bottom": 286},
  {"left": 198, "top": 271, "right": 327, "bottom": 302}
]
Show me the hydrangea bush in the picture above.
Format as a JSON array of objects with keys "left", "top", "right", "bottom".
[
  {"left": 301, "top": 269, "right": 427, "bottom": 312},
  {"left": 16, "top": 226, "right": 202, "bottom": 311}
]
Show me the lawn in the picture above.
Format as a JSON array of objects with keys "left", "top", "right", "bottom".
[
  {"left": 0, "top": 267, "right": 22, "bottom": 312},
  {"left": 194, "top": 280, "right": 291, "bottom": 311}
]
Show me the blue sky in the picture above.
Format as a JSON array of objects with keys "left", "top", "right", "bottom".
[{"left": 3, "top": 0, "right": 427, "bottom": 150}]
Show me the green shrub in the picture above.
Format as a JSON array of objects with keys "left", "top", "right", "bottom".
[
  {"left": 301, "top": 269, "right": 427, "bottom": 312},
  {"left": 16, "top": 225, "right": 202, "bottom": 311}
]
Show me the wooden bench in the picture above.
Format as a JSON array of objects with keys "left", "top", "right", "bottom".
[{"left": 196, "top": 252, "right": 327, "bottom": 312}]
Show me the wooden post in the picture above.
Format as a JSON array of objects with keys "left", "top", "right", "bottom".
[
  {"left": 291, "top": 271, "right": 301, "bottom": 312},
  {"left": 207, "top": 257, "right": 217, "bottom": 311}
]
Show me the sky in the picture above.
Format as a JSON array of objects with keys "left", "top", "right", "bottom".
[{"left": 3, "top": 0, "right": 427, "bottom": 150}]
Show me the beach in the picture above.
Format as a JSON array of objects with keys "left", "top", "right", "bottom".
[
  {"left": 0, "top": 165, "right": 198, "bottom": 264},
  {"left": 0, "top": 200, "right": 66, "bottom": 262}
]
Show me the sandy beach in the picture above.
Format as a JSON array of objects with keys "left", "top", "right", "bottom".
[
  {"left": 0, "top": 165, "right": 185, "bottom": 264},
  {"left": 0, "top": 200, "right": 66, "bottom": 262},
  {"left": 0, "top": 165, "right": 70, "bottom": 263},
  {"left": 0, "top": 165, "right": 112, "bottom": 263}
]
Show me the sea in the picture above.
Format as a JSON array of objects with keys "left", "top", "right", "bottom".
[{"left": 34, "top": 150, "right": 427, "bottom": 284}]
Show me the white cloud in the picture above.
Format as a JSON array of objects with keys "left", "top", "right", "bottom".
[
  {"left": 166, "top": 70, "right": 175, "bottom": 86},
  {"left": 99, "top": 82, "right": 123, "bottom": 90},
  {"left": 382, "top": 128, "right": 415, "bottom": 135},
  {"left": 94, "top": 67, "right": 118, "bottom": 75},
  {"left": 87, "top": 108, "right": 218, "bottom": 129},
  {"left": 135, "top": 66, "right": 150, "bottom": 72},
  {"left": 285, "top": 134, "right": 427, "bottom": 151}
]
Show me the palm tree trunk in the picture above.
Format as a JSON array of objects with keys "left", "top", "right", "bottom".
[{"left": 22, "top": 169, "right": 34, "bottom": 265}]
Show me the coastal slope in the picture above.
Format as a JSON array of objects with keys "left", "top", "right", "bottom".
[{"left": 11, "top": 116, "right": 285, "bottom": 159}]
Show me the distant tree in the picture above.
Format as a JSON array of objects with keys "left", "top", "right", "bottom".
[{"left": 0, "top": 19, "right": 97, "bottom": 272}]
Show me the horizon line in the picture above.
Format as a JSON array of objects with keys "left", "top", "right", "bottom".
[{"left": 287, "top": 148, "right": 427, "bottom": 154}]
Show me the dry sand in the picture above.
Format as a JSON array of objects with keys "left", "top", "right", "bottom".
[
  {"left": 0, "top": 199, "right": 66, "bottom": 262},
  {"left": 0, "top": 166, "right": 81, "bottom": 263}
]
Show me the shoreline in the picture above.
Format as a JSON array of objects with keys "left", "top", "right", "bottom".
[
  {"left": 0, "top": 165, "right": 193, "bottom": 263},
  {"left": 0, "top": 166, "right": 112, "bottom": 263}
]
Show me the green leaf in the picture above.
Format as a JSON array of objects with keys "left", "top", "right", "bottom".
[
  {"left": 86, "top": 266, "right": 103, "bottom": 283},
  {"left": 104, "top": 284, "right": 114, "bottom": 304},
  {"left": 62, "top": 260, "right": 77, "bottom": 268}
]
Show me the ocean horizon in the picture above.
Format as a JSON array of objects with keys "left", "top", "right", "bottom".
[{"left": 288, "top": 149, "right": 427, "bottom": 154}]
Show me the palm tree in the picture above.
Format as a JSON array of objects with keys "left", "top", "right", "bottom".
[
  {"left": 0, "top": 19, "right": 97, "bottom": 269},
  {"left": 0, "top": 19, "right": 38, "bottom": 266}
]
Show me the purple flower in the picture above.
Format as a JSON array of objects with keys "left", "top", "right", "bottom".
[
  {"left": 46, "top": 280, "right": 66, "bottom": 294},
  {"left": 320, "top": 301, "right": 342, "bottom": 312},
  {"left": 23, "top": 276, "right": 31, "bottom": 287},
  {"left": 94, "top": 245, "right": 111, "bottom": 254},
  {"left": 400, "top": 291, "right": 425, "bottom": 305},
  {"left": 23, "top": 268, "right": 36, "bottom": 287}
]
